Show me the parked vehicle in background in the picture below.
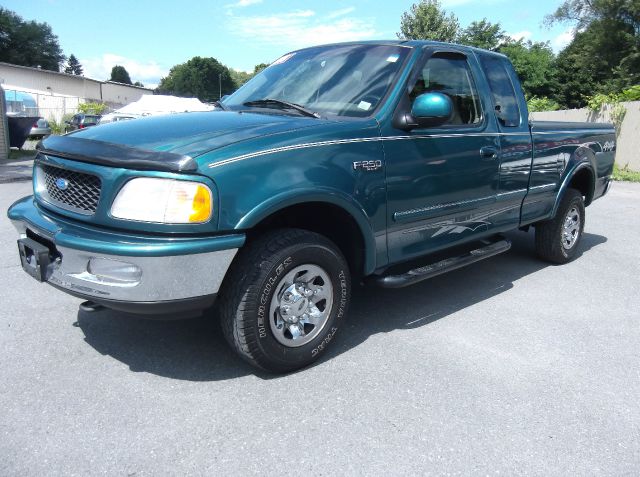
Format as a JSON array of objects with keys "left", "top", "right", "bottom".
[
  {"left": 8, "top": 41, "right": 615, "bottom": 373},
  {"left": 98, "top": 113, "right": 138, "bottom": 124},
  {"left": 65, "top": 114, "right": 101, "bottom": 132},
  {"left": 29, "top": 118, "right": 51, "bottom": 140}
]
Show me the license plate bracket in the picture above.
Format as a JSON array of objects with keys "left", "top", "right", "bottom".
[{"left": 18, "top": 237, "right": 51, "bottom": 282}]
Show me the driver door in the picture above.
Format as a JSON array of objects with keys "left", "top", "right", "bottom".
[{"left": 382, "top": 49, "right": 502, "bottom": 264}]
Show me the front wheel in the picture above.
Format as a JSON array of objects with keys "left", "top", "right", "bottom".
[
  {"left": 218, "top": 229, "right": 351, "bottom": 373},
  {"left": 535, "top": 188, "right": 585, "bottom": 264}
]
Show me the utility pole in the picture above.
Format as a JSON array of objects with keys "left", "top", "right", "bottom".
[{"left": 219, "top": 73, "right": 222, "bottom": 100}]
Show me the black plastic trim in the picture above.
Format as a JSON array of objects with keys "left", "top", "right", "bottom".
[
  {"left": 37, "top": 135, "right": 197, "bottom": 172},
  {"left": 375, "top": 238, "right": 511, "bottom": 288},
  {"left": 49, "top": 281, "right": 217, "bottom": 318}
]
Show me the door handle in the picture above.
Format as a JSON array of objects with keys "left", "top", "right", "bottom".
[{"left": 480, "top": 146, "right": 498, "bottom": 160}]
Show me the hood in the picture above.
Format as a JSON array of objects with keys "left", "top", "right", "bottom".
[{"left": 63, "top": 111, "right": 327, "bottom": 157}]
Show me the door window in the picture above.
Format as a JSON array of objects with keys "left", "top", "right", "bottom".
[
  {"left": 409, "top": 55, "right": 482, "bottom": 126},
  {"left": 480, "top": 56, "right": 521, "bottom": 127}
]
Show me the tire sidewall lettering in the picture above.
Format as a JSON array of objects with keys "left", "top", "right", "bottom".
[
  {"left": 254, "top": 246, "right": 350, "bottom": 365},
  {"left": 258, "top": 256, "right": 292, "bottom": 339}
]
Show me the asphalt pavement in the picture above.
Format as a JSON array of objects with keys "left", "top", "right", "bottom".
[{"left": 1, "top": 180, "right": 639, "bottom": 475}]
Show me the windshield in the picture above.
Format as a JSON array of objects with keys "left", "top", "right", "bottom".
[{"left": 223, "top": 44, "right": 411, "bottom": 118}]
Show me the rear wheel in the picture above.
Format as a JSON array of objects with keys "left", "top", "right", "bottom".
[
  {"left": 218, "top": 229, "right": 351, "bottom": 373},
  {"left": 535, "top": 188, "right": 585, "bottom": 264}
]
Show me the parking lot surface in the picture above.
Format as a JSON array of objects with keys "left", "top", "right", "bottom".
[{"left": 1, "top": 181, "right": 639, "bottom": 475}]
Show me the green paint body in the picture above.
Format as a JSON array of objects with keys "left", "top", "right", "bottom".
[{"left": 8, "top": 41, "right": 615, "bottom": 276}]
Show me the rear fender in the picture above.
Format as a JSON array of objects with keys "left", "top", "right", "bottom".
[{"left": 551, "top": 145, "right": 596, "bottom": 218}]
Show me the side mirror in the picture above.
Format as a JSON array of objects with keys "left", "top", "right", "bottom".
[
  {"left": 64, "top": 121, "right": 71, "bottom": 125},
  {"left": 411, "top": 92, "right": 452, "bottom": 127}
]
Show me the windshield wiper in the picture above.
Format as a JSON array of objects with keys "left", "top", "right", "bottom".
[{"left": 243, "top": 99, "right": 320, "bottom": 118}]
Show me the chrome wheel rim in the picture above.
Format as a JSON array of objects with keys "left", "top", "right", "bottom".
[
  {"left": 561, "top": 206, "right": 581, "bottom": 250},
  {"left": 269, "top": 264, "right": 333, "bottom": 347}
]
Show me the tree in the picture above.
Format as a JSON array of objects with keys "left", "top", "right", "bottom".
[
  {"left": 157, "top": 57, "right": 235, "bottom": 102},
  {"left": 457, "top": 19, "right": 506, "bottom": 51},
  {"left": 253, "top": 63, "right": 269, "bottom": 74},
  {"left": 499, "top": 40, "right": 559, "bottom": 100},
  {"left": 545, "top": 0, "right": 639, "bottom": 31},
  {"left": 552, "top": 28, "right": 610, "bottom": 108},
  {"left": 0, "top": 7, "right": 64, "bottom": 71},
  {"left": 133, "top": 81, "right": 144, "bottom": 87},
  {"left": 109, "top": 65, "right": 132, "bottom": 84},
  {"left": 546, "top": 0, "right": 639, "bottom": 104},
  {"left": 64, "top": 54, "right": 83, "bottom": 75},
  {"left": 397, "top": 0, "right": 459, "bottom": 42},
  {"left": 229, "top": 69, "right": 252, "bottom": 89}
]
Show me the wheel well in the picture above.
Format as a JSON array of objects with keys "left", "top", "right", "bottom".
[
  {"left": 568, "top": 167, "right": 595, "bottom": 206},
  {"left": 248, "top": 202, "right": 366, "bottom": 278}
]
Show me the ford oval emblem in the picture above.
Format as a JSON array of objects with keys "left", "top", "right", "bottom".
[{"left": 55, "top": 178, "right": 69, "bottom": 191}]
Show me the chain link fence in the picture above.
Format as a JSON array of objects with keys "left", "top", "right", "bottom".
[{"left": 4, "top": 88, "right": 82, "bottom": 124}]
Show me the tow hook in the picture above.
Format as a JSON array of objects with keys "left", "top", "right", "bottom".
[{"left": 79, "top": 301, "right": 104, "bottom": 312}]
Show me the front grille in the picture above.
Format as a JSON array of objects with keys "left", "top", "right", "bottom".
[{"left": 38, "top": 163, "right": 101, "bottom": 214}]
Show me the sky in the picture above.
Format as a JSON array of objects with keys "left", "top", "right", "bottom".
[{"left": 4, "top": 0, "right": 574, "bottom": 88}]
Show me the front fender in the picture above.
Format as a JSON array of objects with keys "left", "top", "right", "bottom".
[{"left": 235, "top": 188, "right": 378, "bottom": 274}]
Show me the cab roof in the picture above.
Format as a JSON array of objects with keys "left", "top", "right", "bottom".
[{"left": 289, "top": 39, "right": 509, "bottom": 61}]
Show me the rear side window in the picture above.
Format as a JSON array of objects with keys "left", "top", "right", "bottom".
[{"left": 480, "top": 56, "right": 521, "bottom": 127}]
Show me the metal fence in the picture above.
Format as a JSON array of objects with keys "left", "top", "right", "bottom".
[
  {"left": 0, "top": 85, "right": 9, "bottom": 159},
  {"left": 4, "top": 88, "right": 81, "bottom": 124}
]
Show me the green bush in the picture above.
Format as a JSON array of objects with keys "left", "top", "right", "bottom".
[
  {"left": 613, "top": 164, "right": 640, "bottom": 182},
  {"left": 48, "top": 113, "right": 74, "bottom": 135},
  {"left": 586, "top": 92, "right": 627, "bottom": 136},
  {"left": 527, "top": 96, "right": 560, "bottom": 112},
  {"left": 619, "top": 85, "right": 640, "bottom": 102},
  {"left": 77, "top": 102, "right": 108, "bottom": 115}
]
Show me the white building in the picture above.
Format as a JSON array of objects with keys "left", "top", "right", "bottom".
[{"left": 0, "top": 62, "right": 153, "bottom": 122}]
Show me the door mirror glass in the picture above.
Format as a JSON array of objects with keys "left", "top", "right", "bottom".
[{"left": 411, "top": 92, "right": 452, "bottom": 126}]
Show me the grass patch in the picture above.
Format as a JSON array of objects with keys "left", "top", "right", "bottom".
[
  {"left": 613, "top": 164, "right": 640, "bottom": 182},
  {"left": 8, "top": 148, "right": 37, "bottom": 161}
]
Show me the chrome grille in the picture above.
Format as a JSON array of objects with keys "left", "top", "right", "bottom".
[{"left": 38, "top": 163, "right": 101, "bottom": 214}]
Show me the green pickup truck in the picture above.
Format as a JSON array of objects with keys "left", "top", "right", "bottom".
[{"left": 8, "top": 41, "right": 615, "bottom": 372}]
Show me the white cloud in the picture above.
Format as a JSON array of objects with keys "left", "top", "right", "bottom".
[
  {"left": 507, "top": 30, "right": 532, "bottom": 42},
  {"left": 227, "top": 9, "right": 377, "bottom": 50},
  {"left": 80, "top": 53, "right": 168, "bottom": 87},
  {"left": 327, "top": 7, "right": 356, "bottom": 19},
  {"left": 552, "top": 28, "right": 574, "bottom": 51},
  {"left": 226, "top": 0, "right": 262, "bottom": 7}
]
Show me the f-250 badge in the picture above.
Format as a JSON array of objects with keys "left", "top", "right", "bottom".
[{"left": 353, "top": 160, "right": 382, "bottom": 171}]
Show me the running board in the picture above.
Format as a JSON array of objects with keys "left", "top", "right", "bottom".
[{"left": 376, "top": 238, "right": 512, "bottom": 289}]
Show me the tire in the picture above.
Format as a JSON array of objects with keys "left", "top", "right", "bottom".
[
  {"left": 535, "top": 188, "right": 585, "bottom": 264},
  {"left": 218, "top": 228, "right": 351, "bottom": 373}
]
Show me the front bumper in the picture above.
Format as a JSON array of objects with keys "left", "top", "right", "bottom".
[{"left": 8, "top": 196, "right": 244, "bottom": 315}]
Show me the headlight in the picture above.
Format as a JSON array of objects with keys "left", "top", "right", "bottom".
[{"left": 111, "top": 178, "right": 212, "bottom": 223}]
